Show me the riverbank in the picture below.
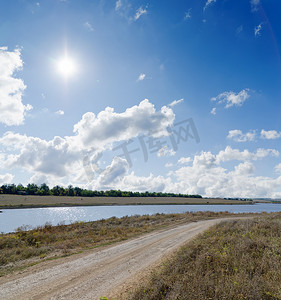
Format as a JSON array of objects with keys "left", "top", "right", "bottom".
[
  {"left": 0, "top": 194, "right": 253, "bottom": 209},
  {"left": 0, "top": 211, "right": 252, "bottom": 277}
]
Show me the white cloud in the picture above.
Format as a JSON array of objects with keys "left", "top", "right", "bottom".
[
  {"left": 178, "top": 157, "right": 192, "bottom": 164},
  {"left": 216, "top": 146, "right": 279, "bottom": 163},
  {"left": 204, "top": 0, "right": 216, "bottom": 11},
  {"left": 210, "top": 107, "right": 216, "bottom": 115},
  {"left": 0, "top": 47, "right": 32, "bottom": 126},
  {"left": 234, "top": 161, "right": 255, "bottom": 175},
  {"left": 137, "top": 73, "right": 146, "bottom": 81},
  {"left": 81, "top": 147, "right": 281, "bottom": 197},
  {"left": 55, "top": 110, "right": 65, "bottom": 115},
  {"left": 227, "top": 129, "right": 256, "bottom": 142},
  {"left": 0, "top": 173, "right": 14, "bottom": 185},
  {"left": 211, "top": 89, "right": 250, "bottom": 108},
  {"left": 251, "top": 0, "right": 260, "bottom": 12},
  {"left": 0, "top": 100, "right": 175, "bottom": 186},
  {"left": 184, "top": 9, "right": 192, "bottom": 20},
  {"left": 73, "top": 99, "right": 175, "bottom": 149},
  {"left": 115, "top": 0, "right": 122, "bottom": 10},
  {"left": 274, "top": 163, "right": 281, "bottom": 174},
  {"left": 169, "top": 147, "right": 281, "bottom": 198},
  {"left": 134, "top": 6, "right": 147, "bottom": 21},
  {"left": 0, "top": 132, "right": 81, "bottom": 178},
  {"left": 157, "top": 146, "right": 176, "bottom": 157},
  {"left": 260, "top": 129, "right": 281, "bottom": 140},
  {"left": 165, "top": 163, "right": 173, "bottom": 168},
  {"left": 84, "top": 22, "right": 94, "bottom": 32},
  {"left": 94, "top": 156, "right": 129, "bottom": 189},
  {"left": 1, "top": 129, "right": 281, "bottom": 197},
  {"left": 168, "top": 98, "right": 184, "bottom": 107},
  {"left": 194, "top": 151, "right": 218, "bottom": 168},
  {"left": 119, "top": 172, "right": 171, "bottom": 193},
  {"left": 255, "top": 23, "right": 263, "bottom": 36}
]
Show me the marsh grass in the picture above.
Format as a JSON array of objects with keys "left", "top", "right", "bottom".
[
  {"left": 0, "top": 211, "right": 236, "bottom": 276},
  {"left": 127, "top": 213, "right": 281, "bottom": 300}
]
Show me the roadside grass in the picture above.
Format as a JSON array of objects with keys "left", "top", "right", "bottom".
[
  {"left": 126, "top": 213, "right": 281, "bottom": 300},
  {"left": 0, "top": 211, "right": 239, "bottom": 276}
]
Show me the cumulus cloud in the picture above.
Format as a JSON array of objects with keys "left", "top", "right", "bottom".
[
  {"left": 137, "top": 73, "right": 146, "bottom": 81},
  {"left": 94, "top": 156, "right": 129, "bottom": 189},
  {"left": 227, "top": 129, "right": 256, "bottom": 142},
  {"left": 0, "top": 173, "right": 14, "bottom": 184},
  {"left": 0, "top": 132, "right": 81, "bottom": 178},
  {"left": 204, "top": 0, "right": 216, "bottom": 11},
  {"left": 216, "top": 146, "right": 279, "bottom": 163},
  {"left": 255, "top": 23, "right": 263, "bottom": 36},
  {"left": 260, "top": 129, "right": 281, "bottom": 140},
  {"left": 169, "top": 147, "right": 281, "bottom": 198},
  {"left": 211, "top": 89, "right": 250, "bottom": 108},
  {"left": 134, "top": 6, "right": 147, "bottom": 20},
  {"left": 81, "top": 147, "right": 281, "bottom": 197},
  {"left": 234, "top": 161, "right": 255, "bottom": 175},
  {"left": 178, "top": 157, "right": 192, "bottom": 165},
  {"left": 73, "top": 99, "right": 175, "bottom": 149},
  {"left": 0, "top": 47, "right": 32, "bottom": 126},
  {"left": 274, "top": 163, "right": 281, "bottom": 174},
  {"left": 0, "top": 100, "right": 175, "bottom": 186},
  {"left": 210, "top": 107, "right": 216, "bottom": 115},
  {"left": 119, "top": 172, "right": 171, "bottom": 192},
  {"left": 168, "top": 99, "right": 184, "bottom": 107}
]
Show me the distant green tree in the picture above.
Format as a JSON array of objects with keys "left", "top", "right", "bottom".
[
  {"left": 74, "top": 186, "right": 82, "bottom": 196},
  {"left": 40, "top": 183, "right": 50, "bottom": 195},
  {"left": 26, "top": 183, "right": 39, "bottom": 195},
  {"left": 16, "top": 184, "right": 26, "bottom": 192},
  {"left": 51, "top": 185, "right": 60, "bottom": 196},
  {"left": 68, "top": 185, "right": 74, "bottom": 196}
]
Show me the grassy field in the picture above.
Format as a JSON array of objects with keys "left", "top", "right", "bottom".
[
  {"left": 126, "top": 213, "right": 281, "bottom": 300},
  {"left": 0, "top": 211, "right": 242, "bottom": 276},
  {"left": 0, "top": 194, "right": 253, "bottom": 209}
]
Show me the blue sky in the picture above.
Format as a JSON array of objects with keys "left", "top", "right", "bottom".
[{"left": 0, "top": 0, "right": 281, "bottom": 198}]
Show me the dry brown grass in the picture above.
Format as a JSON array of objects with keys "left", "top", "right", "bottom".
[
  {"left": 0, "top": 194, "right": 252, "bottom": 208},
  {"left": 0, "top": 211, "right": 239, "bottom": 276},
  {"left": 127, "top": 213, "right": 281, "bottom": 300}
]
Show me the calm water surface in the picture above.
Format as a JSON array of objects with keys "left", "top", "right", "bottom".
[{"left": 1, "top": 203, "right": 281, "bottom": 233}]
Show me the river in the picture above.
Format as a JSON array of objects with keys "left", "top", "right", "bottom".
[{"left": 1, "top": 203, "right": 281, "bottom": 233}]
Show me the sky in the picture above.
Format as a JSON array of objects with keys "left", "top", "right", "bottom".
[{"left": 0, "top": 0, "right": 281, "bottom": 198}]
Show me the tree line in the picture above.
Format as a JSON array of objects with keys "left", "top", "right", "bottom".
[{"left": 0, "top": 183, "right": 202, "bottom": 198}]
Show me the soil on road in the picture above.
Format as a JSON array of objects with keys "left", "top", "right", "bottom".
[{"left": 0, "top": 218, "right": 238, "bottom": 300}]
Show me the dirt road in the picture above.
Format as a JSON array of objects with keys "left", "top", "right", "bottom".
[{"left": 0, "top": 218, "right": 235, "bottom": 300}]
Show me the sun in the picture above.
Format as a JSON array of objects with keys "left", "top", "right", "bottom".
[{"left": 57, "top": 56, "right": 77, "bottom": 78}]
